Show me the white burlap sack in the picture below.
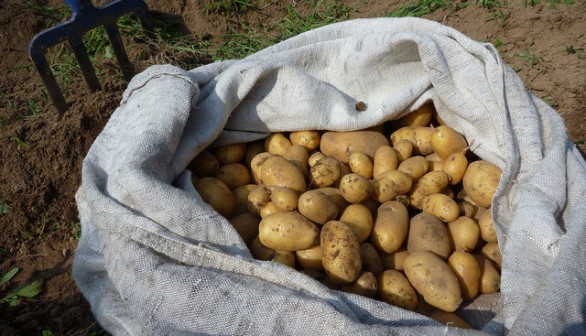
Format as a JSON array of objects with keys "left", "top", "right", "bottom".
[{"left": 73, "top": 17, "right": 586, "bottom": 335}]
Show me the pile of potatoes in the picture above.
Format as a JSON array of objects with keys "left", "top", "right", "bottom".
[{"left": 190, "top": 103, "right": 502, "bottom": 328}]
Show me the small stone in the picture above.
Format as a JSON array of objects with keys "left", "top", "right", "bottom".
[{"left": 355, "top": 101, "right": 367, "bottom": 111}]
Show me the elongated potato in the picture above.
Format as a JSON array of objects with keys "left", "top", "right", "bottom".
[
  {"left": 339, "top": 204, "right": 373, "bottom": 242},
  {"left": 377, "top": 270, "right": 419, "bottom": 310},
  {"left": 229, "top": 212, "right": 261, "bottom": 246},
  {"left": 391, "top": 126, "right": 434, "bottom": 155},
  {"left": 442, "top": 152, "right": 468, "bottom": 185},
  {"left": 349, "top": 152, "right": 374, "bottom": 179},
  {"left": 409, "top": 171, "right": 449, "bottom": 210},
  {"left": 295, "top": 245, "right": 323, "bottom": 270},
  {"left": 478, "top": 209, "right": 498, "bottom": 243},
  {"left": 258, "top": 211, "right": 319, "bottom": 251},
  {"left": 310, "top": 156, "right": 341, "bottom": 188},
  {"left": 462, "top": 160, "right": 501, "bottom": 208},
  {"left": 447, "top": 251, "right": 481, "bottom": 301},
  {"left": 250, "top": 152, "right": 275, "bottom": 184},
  {"left": 474, "top": 254, "right": 501, "bottom": 294},
  {"left": 421, "top": 193, "right": 460, "bottom": 223},
  {"left": 188, "top": 150, "right": 219, "bottom": 177},
  {"left": 404, "top": 251, "right": 463, "bottom": 312},
  {"left": 268, "top": 187, "right": 298, "bottom": 212},
  {"left": 262, "top": 156, "right": 307, "bottom": 194},
  {"left": 393, "top": 139, "right": 414, "bottom": 162},
  {"left": 298, "top": 190, "right": 338, "bottom": 225},
  {"left": 407, "top": 212, "right": 451, "bottom": 259},
  {"left": 321, "top": 221, "right": 362, "bottom": 284},
  {"left": 195, "top": 177, "right": 236, "bottom": 219},
  {"left": 431, "top": 125, "right": 468, "bottom": 161},
  {"left": 213, "top": 143, "right": 247, "bottom": 164},
  {"left": 215, "top": 163, "right": 251, "bottom": 189},
  {"left": 371, "top": 201, "right": 409, "bottom": 253},
  {"left": 320, "top": 131, "right": 389, "bottom": 162},
  {"left": 373, "top": 146, "right": 398, "bottom": 178},
  {"left": 361, "top": 242, "right": 383, "bottom": 276},
  {"left": 289, "top": 130, "right": 321, "bottom": 152},
  {"left": 264, "top": 132, "right": 292, "bottom": 157},
  {"left": 396, "top": 103, "right": 434, "bottom": 128},
  {"left": 339, "top": 173, "right": 371, "bottom": 203},
  {"left": 447, "top": 216, "right": 480, "bottom": 252},
  {"left": 341, "top": 272, "right": 378, "bottom": 297},
  {"left": 398, "top": 156, "right": 429, "bottom": 182}
]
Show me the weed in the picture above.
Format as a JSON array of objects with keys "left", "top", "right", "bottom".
[
  {"left": 546, "top": 0, "right": 574, "bottom": 7},
  {"left": 11, "top": 133, "right": 29, "bottom": 150},
  {"left": 0, "top": 279, "right": 44, "bottom": 306},
  {"left": 205, "top": 0, "right": 255, "bottom": 15},
  {"left": 1, "top": 267, "right": 19, "bottom": 283},
  {"left": 514, "top": 49, "right": 543, "bottom": 68},
  {"left": 280, "top": 1, "right": 351, "bottom": 40},
  {"left": 73, "top": 221, "right": 82, "bottom": 240},
  {"left": 0, "top": 199, "right": 9, "bottom": 215},
  {"left": 476, "top": 0, "right": 502, "bottom": 10},
  {"left": 494, "top": 38, "right": 508, "bottom": 49},
  {"left": 575, "top": 140, "right": 585, "bottom": 145},
  {"left": 387, "top": 0, "right": 447, "bottom": 17},
  {"left": 20, "top": 1, "right": 70, "bottom": 23},
  {"left": 522, "top": 0, "right": 540, "bottom": 6},
  {"left": 566, "top": 45, "right": 585, "bottom": 59},
  {"left": 42, "top": 331, "right": 54, "bottom": 336}
]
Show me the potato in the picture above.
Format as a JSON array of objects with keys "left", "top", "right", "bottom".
[
  {"left": 339, "top": 204, "right": 374, "bottom": 242},
  {"left": 338, "top": 162, "right": 352, "bottom": 180},
  {"left": 195, "top": 177, "right": 236, "bottom": 219},
  {"left": 425, "top": 153, "right": 442, "bottom": 162},
  {"left": 474, "top": 254, "right": 501, "bottom": 294},
  {"left": 360, "top": 243, "right": 383, "bottom": 276},
  {"left": 295, "top": 245, "right": 323, "bottom": 270},
  {"left": 458, "top": 200, "right": 478, "bottom": 218},
  {"left": 229, "top": 213, "right": 260, "bottom": 246},
  {"left": 447, "top": 216, "right": 480, "bottom": 252},
  {"left": 481, "top": 242, "right": 502, "bottom": 270},
  {"left": 308, "top": 151, "right": 326, "bottom": 168},
  {"left": 429, "top": 310, "right": 471, "bottom": 329},
  {"left": 232, "top": 184, "right": 257, "bottom": 216},
  {"left": 440, "top": 186, "right": 455, "bottom": 199},
  {"left": 421, "top": 193, "right": 460, "bottom": 223},
  {"left": 250, "top": 236, "right": 274, "bottom": 260},
  {"left": 289, "top": 130, "right": 321, "bottom": 152},
  {"left": 272, "top": 250, "right": 296, "bottom": 268},
  {"left": 310, "top": 156, "right": 341, "bottom": 188},
  {"left": 462, "top": 160, "right": 502, "bottom": 208},
  {"left": 447, "top": 251, "right": 481, "bottom": 301},
  {"left": 377, "top": 270, "right": 418, "bottom": 311},
  {"left": 431, "top": 125, "right": 468, "bottom": 161},
  {"left": 393, "top": 139, "right": 413, "bottom": 162},
  {"left": 319, "top": 187, "right": 350, "bottom": 215},
  {"left": 396, "top": 103, "right": 434, "bottom": 128},
  {"left": 348, "top": 152, "right": 374, "bottom": 179},
  {"left": 429, "top": 160, "right": 444, "bottom": 172},
  {"left": 371, "top": 201, "right": 409, "bottom": 253},
  {"left": 373, "top": 146, "right": 398, "bottom": 178},
  {"left": 371, "top": 170, "right": 412, "bottom": 203},
  {"left": 259, "top": 201, "right": 280, "bottom": 218},
  {"left": 213, "top": 143, "right": 247, "bottom": 164},
  {"left": 339, "top": 173, "right": 371, "bottom": 203},
  {"left": 250, "top": 152, "right": 274, "bottom": 184},
  {"left": 380, "top": 248, "right": 409, "bottom": 271},
  {"left": 320, "top": 131, "right": 389, "bottom": 162},
  {"left": 188, "top": 150, "right": 219, "bottom": 177},
  {"left": 404, "top": 251, "right": 463, "bottom": 312},
  {"left": 397, "top": 156, "right": 429, "bottom": 182},
  {"left": 341, "top": 272, "right": 378, "bottom": 297},
  {"left": 215, "top": 163, "right": 251, "bottom": 189},
  {"left": 321, "top": 221, "right": 362, "bottom": 284},
  {"left": 301, "top": 269, "right": 339, "bottom": 290},
  {"left": 258, "top": 211, "right": 319, "bottom": 251},
  {"left": 264, "top": 132, "right": 292, "bottom": 157},
  {"left": 298, "top": 190, "right": 338, "bottom": 225},
  {"left": 244, "top": 140, "right": 265, "bottom": 167},
  {"left": 247, "top": 184, "right": 270, "bottom": 215},
  {"left": 391, "top": 126, "right": 434, "bottom": 155},
  {"left": 409, "top": 171, "right": 449, "bottom": 210},
  {"left": 284, "top": 144, "right": 310, "bottom": 178},
  {"left": 442, "top": 152, "right": 468, "bottom": 185},
  {"left": 268, "top": 187, "right": 298, "bottom": 212},
  {"left": 262, "top": 156, "right": 307, "bottom": 194},
  {"left": 407, "top": 212, "right": 451, "bottom": 259},
  {"left": 478, "top": 209, "right": 498, "bottom": 243}
]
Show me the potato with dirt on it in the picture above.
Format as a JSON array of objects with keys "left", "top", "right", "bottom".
[
  {"left": 391, "top": 126, "right": 434, "bottom": 155},
  {"left": 442, "top": 152, "right": 468, "bottom": 185},
  {"left": 268, "top": 186, "right": 298, "bottom": 212},
  {"left": 474, "top": 254, "right": 501, "bottom": 294},
  {"left": 462, "top": 160, "right": 502, "bottom": 208},
  {"left": 250, "top": 152, "right": 275, "bottom": 184},
  {"left": 407, "top": 212, "right": 451, "bottom": 260},
  {"left": 215, "top": 163, "right": 251, "bottom": 189},
  {"left": 360, "top": 242, "right": 383, "bottom": 276},
  {"left": 264, "top": 132, "right": 292, "bottom": 157},
  {"left": 195, "top": 177, "right": 236, "bottom": 219},
  {"left": 448, "top": 251, "right": 481, "bottom": 301},
  {"left": 371, "top": 170, "right": 412, "bottom": 203},
  {"left": 431, "top": 125, "right": 468, "bottom": 161},
  {"left": 213, "top": 143, "right": 247, "bottom": 164},
  {"left": 321, "top": 221, "right": 362, "bottom": 284},
  {"left": 348, "top": 152, "right": 374, "bottom": 179},
  {"left": 319, "top": 187, "right": 350, "bottom": 215},
  {"left": 478, "top": 209, "right": 498, "bottom": 243},
  {"left": 393, "top": 139, "right": 413, "bottom": 162},
  {"left": 289, "top": 130, "right": 321, "bottom": 152},
  {"left": 339, "top": 173, "right": 371, "bottom": 204},
  {"left": 397, "top": 156, "right": 429, "bottom": 182},
  {"left": 262, "top": 156, "right": 307, "bottom": 194},
  {"left": 421, "top": 193, "right": 460, "bottom": 223},
  {"left": 320, "top": 131, "right": 389, "bottom": 162},
  {"left": 404, "top": 250, "right": 463, "bottom": 312},
  {"left": 481, "top": 242, "right": 502, "bottom": 270},
  {"left": 373, "top": 146, "right": 398, "bottom": 178},
  {"left": 447, "top": 216, "right": 480, "bottom": 252},
  {"left": 259, "top": 201, "right": 280, "bottom": 218},
  {"left": 295, "top": 245, "right": 323, "bottom": 270},
  {"left": 229, "top": 212, "right": 260, "bottom": 247},
  {"left": 458, "top": 200, "right": 478, "bottom": 218},
  {"left": 232, "top": 184, "right": 257, "bottom": 216},
  {"left": 284, "top": 144, "right": 310, "bottom": 178},
  {"left": 258, "top": 211, "right": 319, "bottom": 251},
  {"left": 188, "top": 150, "right": 219, "bottom": 177},
  {"left": 310, "top": 156, "right": 341, "bottom": 188},
  {"left": 247, "top": 184, "right": 270, "bottom": 215},
  {"left": 380, "top": 248, "right": 409, "bottom": 271},
  {"left": 341, "top": 272, "right": 378, "bottom": 297},
  {"left": 377, "top": 270, "right": 419, "bottom": 311},
  {"left": 298, "top": 190, "right": 338, "bottom": 225},
  {"left": 339, "top": 204, "right": 373, "bottom": 242},
  {"left": 409, "top": 171, "right": 449, "bottom": 210},
  {"left": 308, "top": 151, "right": 326, "bottom": 168},
  {"left": 371, "top": 201, "right": 409, "bottom": 254}
]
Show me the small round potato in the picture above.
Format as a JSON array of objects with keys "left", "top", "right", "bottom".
[
  {"left": 474, "top": 254, "right": 501, "bottom": 294},
  {"left": 407, "top": 212, "right": 451, "bottom": 259},
  {"left": 247, "top": 184, "right": 270, "bottom": 215},
  {"left": 339, "top": 173, "right": 371, "bottom": 203},
  {"left": 341, "top": 272, "right": 378, "bottom": 297},
  {"left": 377, "top": 270, "right": 419, "bottom": 311},
  {"left": 409, "top": 171, "right": 450, "bottom": 210},
  {"left": 478, "top": 209, "right": 498, "bottom": 243},
  {"left": 258, "top": 211, "right": 319, "bottom": 251},
  {"left": 373, "top": 146, "right": 398, "bottom": 178},
  {"left": 250, "top": 152, "right": 275, "bottom": 184},
  {"left": 229, "top": 212, "right": 261, "bottom": 247},
  {"left": 447, "top": 251, "right": 481, "bottom": 301},
  {"left": 298, "top": 190, "right": 338, "bottom": 225},
  {"left": 393, "top": 139, "right": 414, "bottom": 162},
  {"left": 442, "top": 152, "right": 468, "bottom": 185},
  {"left": 431, "top": 125, "right": 468, "bottom": 161},
  {"left": 348, "top": 152, "right": 374, "bottom": 179},
  {"left": 310, "top": 156, "right": 341, "bottom": 188},
  {"left": 195, "top": 177, "right": 236, "bottom": 219},
  {"left": 289, "top": 130, "right": 321, "bottom": 152},
  {"left": 462, "top": 160, "right": 502, "bottom": 208},
  {"left": 188, "top": 150, "right": 219, "bottom": 177},
  {"left": 262, "top": 156, "right": 307, "bottom": 194},
  {"left": 295, "top": 245, "right": 323, "bottom": 270},
  {"left": 259, "top": 201, "right": 280, "bottom": 218},
  {"left": 308, "top": 151, "right": 326, "bottom": 168},
  {"left": 321, "top": 221, "right": 362, "bottom": 284},
  {"left": 371, "top": 201, "right": 410, "bottom": 254},
  {"left": 447, "top": 216, "right": 480, "bottom": 252},
  {"left": 250, "top": 236, "right": 274, "bottom": 261},
  {"left": 397, "top": 156, "right": 430, "bottom": 182},
  {"left": 213, "top": 143, "right": 247, "bottom": 164},
  {"left": 404, "top": 251, "right": 463, "bottom": 312},
  {"left": 421, "top": 193, "right": 460, "bottom": 223},
  {"left": 320, "top": 131, "right": 389, "bottom": 162},
  {"left": 371, "top": 170, "right": 412, "bottom": 203},
  {"left": 268, "top": 187, "right": 299, "bottom": 212},
  {"left": 339, "top": 204, "right": 374, "bottom": 242},
  {"left": 360, "top": 242, "right": 384, "bottom": 276},
  {"left": 215, "top": 163, "right": 251, "bottom": 189},
  {"left": 264, "top": 132, "right": 293, "bottom": 157}
]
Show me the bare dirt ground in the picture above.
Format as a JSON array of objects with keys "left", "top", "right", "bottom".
[{"left": 0, "top": 0, "right": 584, "bottom": 334}]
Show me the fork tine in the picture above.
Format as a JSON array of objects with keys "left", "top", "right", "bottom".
[
  {"left": 104, "top": 22, "right": 134, "bottom": 81},
  {"left": 29, "top": 46, "right": 68, "bottom": 114},
  {"left": 69, "top": 35, "right": 101, "bottom": 92}
]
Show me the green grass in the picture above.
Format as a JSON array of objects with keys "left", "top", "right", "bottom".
[
  {"left": 204, "top": 0, "right": 256, "bottom": 15},
  {"left": 514, "top": 49, "right": 543, "bottom": 68},
  {"left": 0, "top": 199, "right": 9, "bottom": 215},
  {"left": 387, "top": 0, "right": 447, "bottom": 17}
]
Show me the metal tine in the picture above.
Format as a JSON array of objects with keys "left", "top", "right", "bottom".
[
  {"left": 69, "top": 34, "right": 101, "bottom": 92},
  {"left": 104, "top": 22, "right": 134, "bottom": 82},
  {"left": 29, "top": 48, "right": 69, "bottom": 113}
]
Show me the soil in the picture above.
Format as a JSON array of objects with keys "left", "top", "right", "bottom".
[{"left": 0, "top": 0, "right": 584, "bottom": 334}]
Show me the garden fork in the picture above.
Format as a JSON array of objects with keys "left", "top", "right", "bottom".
[{"left": 28, "top": 0, "right": 154, "bottom": 113}]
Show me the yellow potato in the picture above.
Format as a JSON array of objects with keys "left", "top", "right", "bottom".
[
  {"left": 215, "top": 163, "right": 251, "bottom": 189},
  {"left": 258, "top": 211, "right": 319, "bottom": 251},
  {"left": 262, "top": 156, "right": 307, "bottom": 194},
  {"left": 320, "top": 131, "right": 389, "bottom": 162},
  {"left": 244, "top": 140, "right": 265, "bottom": 167},
  {"left": 429, "top": 310, "right": 471, "bottom": 329},
  {"left": 229, "top": 212, "right": 261, "bottom": 247},
  {"left": 264, "top": 132, "right": 292, "bottom": 157},
  {"left": 289, "top": 130, "right": 321, "bottom": 152},
  {"left": 447, "top": 216, "right": 480, "bottom": 252},
  {"left": 247, "top": 184, "right": 270, "bottom": 215},
  {"left": 339, "top": 173, "right": 371, "bottom": 204},
  {"left": 310, "top": 156, "right": 341, "bottom": 188},
  {"left": 373, "top": 146, "right": 398, "bottom": 178},
  {"left": 478, "top": 209, "right": 498, "bottom": 243},
  {"left": 457, "top": 200, "right": 478, "bottom": 218},
  {"left": 431, "top": 125, "right": 468, "bottom": 161},
  {"left": 371, "top": 201, "right": 409, "bottom": 253},
  {"left": 284, "top": 144, "right": 310, "bottom": 178},
  {"left": 440, "top": 186, "right": 455, "bottom": 199},
  {"left": 409, "top": 171, "right": 449, "bottom": 210},
  {"left": 425, "top": 153, "right": 442, "bottom": 162},
  {"left": 321, "top": 221, "right": 362, "bottom": 284},
  {"left": 380, "top": 248, "right": 409, "bottom": 271},
  {"left": 348, "top": 152, "right": 374, "bottom": 179},
  {"left": 319, "top": 187, "right": 350, "bottom": 215},
  {"left": 481, "top": 242, "right": 502, "bottom": 271},
  {"left": 421, "top": 193, "right": 460, "bottom": 223},
  {"left": 397, "top": 156, "right": 430, "bottom": 182},
  {"left": 188, "top": 150, "right": 219, "bottom": 177},
  {"left": 429, "top": 160, "right": 444, "bottom": 172},
  {"left": 272, "top": 250, "right": 296, "bottom": 268},
  {"left": 195, "top": 177, "right": 236, "bottom": 219},
  {"left": 462, "top": 160, "right": 502, "bottom": 208},
  {"left": 341, "top": 272, "right": 378, "bottom": 298},
  {"left": 298, "top": 190, "right": 338, "bottom": 225},
  {"left": 338, "top": 162, "right": 352, "bottom": 181},
  {"left": 442, "top": 152, "right": 468, "bottom": 185},
  {"left": 391, "top": 126, "right": 434, "bottom": 155},
  {"left": 377, "top": 270, "right": 419, "bottom": 311},
  {"left": 267, "top": 187, "right": 298, "bottom": 212},
  {"left": 447, "top": 251, "right": 481, "bottom": 301},
  {"left": 250, "top": 236, "right": 274, "bottom": 260},
  {"left": 396, "top": 103, "right": 434, "bottom": 128},
  {"left": 232, "top": 184, "right": 258, "bottom": 216},
  {"left": 393, "top": 139, "right": 414, "bottom": 162},
  {"left": 474, "top": 254, "right": 501, "bottom": 294},
  {"left": 407, "top": 212, "right": 451, "bottom": 259},
  {"left": 308, "top": 151, "right": 326, "bottom": 168},
  {"left": 360, "top": 242, "right": 383, "bottom": 276},
  {"left": 339, "top": 204, "right": 374, "bottom": 242},
  {"left": 250, "top": 152, "right": 275, "bottom": 184},
  {"left": 259, "top": 201, "right": 280, "bottom": 218},
  {"left": 213, "top": 143, "right": 247, "bottom": 164},
  {"left": 371, "top": 170, "right": 412, "bottom": 203},
  {"left": 404, "top": 250, "right": 463, "bottom": 312},
  {"left": 295, "top": 245, "right": 323, "bottom": 270}
]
